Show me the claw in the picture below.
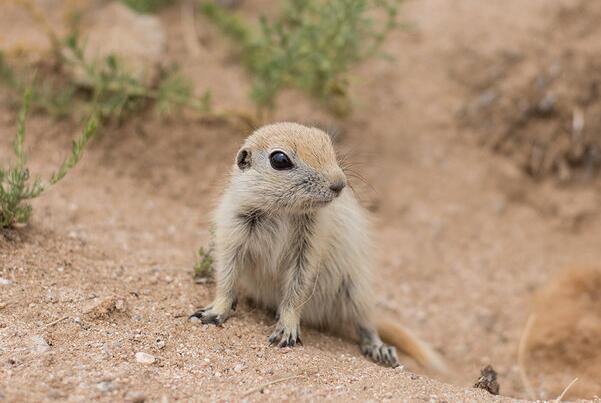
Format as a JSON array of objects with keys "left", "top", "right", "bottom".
[{"left": 189, "top": 305, "right": 227, "bottom": 326}]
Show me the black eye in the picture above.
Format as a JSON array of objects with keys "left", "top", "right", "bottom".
[{"left": 269, "top": 151, "right": 294, "bottom": 170}]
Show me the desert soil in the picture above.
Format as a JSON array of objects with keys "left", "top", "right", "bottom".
[{"left": 2, "top": 0, "right": 601, "bottom": 402}]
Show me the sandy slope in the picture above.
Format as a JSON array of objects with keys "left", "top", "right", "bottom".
[{"left": 2, "top": 0, "right": 601, "bottom": 401}]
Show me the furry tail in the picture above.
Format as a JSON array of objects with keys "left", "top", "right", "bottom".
[{"left": 377, "top": 319, "right": 448, "bottom": 374}]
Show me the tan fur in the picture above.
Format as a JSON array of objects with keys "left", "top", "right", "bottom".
[{"left": 191, "top": 122, "right": 446, "bottom": 371}]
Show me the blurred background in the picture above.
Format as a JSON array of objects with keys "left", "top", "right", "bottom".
[{"left": 1, "top": 0, "right": 601, "bottom": 401}]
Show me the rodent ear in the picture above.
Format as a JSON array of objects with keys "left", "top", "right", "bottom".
[{"left": 236, "top": 148, "right": 251, "bottom": 170}]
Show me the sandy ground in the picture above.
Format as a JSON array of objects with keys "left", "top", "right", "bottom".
[{"left": 2, "top": 0, "right": 601, "bottom": 401}]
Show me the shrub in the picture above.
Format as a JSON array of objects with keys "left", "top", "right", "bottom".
[
  {"left": 0, "top": 89, "right": 97, "bottom": 228},
  {"left": 193, "top": 245, "right": 215, "bottom": 282},
  {"left": 120, "top": 0, "right": 173, "bottom": 13},
  {"left": 0, "top": 35, "right": 211, "bottom": 124},
  {"left": 200, "top": 0, "right": 399, "bottom": 115}
]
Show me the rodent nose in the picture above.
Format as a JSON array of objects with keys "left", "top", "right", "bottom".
[{"left": 329, "top": 179, "right": 346, "bottom": 195}]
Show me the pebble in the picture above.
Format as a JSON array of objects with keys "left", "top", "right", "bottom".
[
  {"left": 96, "top": 380, "right": 114, "bottom": 392},
  {"left": 135, "top": 352, "right": 156, "bottom": 364},
  {"left": 189, "top": 316, "right": 200, "bottom": 323},
  {"left": 0, "top": 278, "right": 13, "bottom": 286},
  {"left": 30, "top": 335, "right": 50, "bottom": 353},
  {"left": 125, "top": 390, "right": 146, "bottom": 402},
  {"left": 233, "top": 363, "right": 244, "bottom": 373}
]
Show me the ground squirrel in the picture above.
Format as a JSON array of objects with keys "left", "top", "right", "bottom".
[{"left": 191, "top": 122, "right": 446, "bottom": 371}]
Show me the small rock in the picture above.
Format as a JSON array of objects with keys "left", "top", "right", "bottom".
[
  {"left": 155, "top": 339, "right": 166, "bottom": 349},
  {"left": 84, "top": 296, "right": 128, "bottom": 320},
  {"left": 189, "top": 316, "right": 200, "bottom": 323},
  {"left": 135, "top": 352, "right": 156, "bottom": 364},
  {"left": 30, "top": 335, "right": 50, "bottom": 353},
  {"left": 125, "top": 390, "right": 146, "bottom": 402},
  {"left": 233, "top": 363, "right": 244, "bottom": 373},
  {"left": 96, "top": 380, "right": 114, "bottom": 393},
  {"left": 474, "top": 365, "right": 500, "bottom": 395},
  {"left": 537, "top": 93, "right": 555, "bottom": 114},
  {"left": 0, "top": 278, "right": 13, "bottom": 286}
]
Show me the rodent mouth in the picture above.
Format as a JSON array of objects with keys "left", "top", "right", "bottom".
[{"left": 310, "top": 198, "right": 334, "bottom": 207}]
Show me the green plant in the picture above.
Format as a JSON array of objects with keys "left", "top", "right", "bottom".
[
  {"left": 0, "top": 52, "right": 76, "bottom": 119},
  {"left": 200, "top": 0, "right": 399, "bottom": 115},
  {"left": 193, "top": 244, "right": 215, "bottom": 282},
  {"left": 4, "top": 1, "right": 258, "bottom": 127},
  {"left": 0, "top": 89, "right": 97, "bottom": 228},
  {"left": 121, "top": 0, "right": 173, "bottom": 13},
  {"left": 63, "top": 34, "right": 212, "bottom": 122},
  {"left": 0, "top": 35, "right": 212, "bottom": 123}
]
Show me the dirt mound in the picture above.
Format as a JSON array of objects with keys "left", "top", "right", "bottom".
[
  {"left": 459, "top": 1, "right": 601, "bottom": 182},
  {"left": 527, "top": 266, "right": 601, "bottom": 399}
]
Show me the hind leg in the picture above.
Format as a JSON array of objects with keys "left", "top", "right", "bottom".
[{"left": 357, "top": 324, "right": 400, "bottom": 368}]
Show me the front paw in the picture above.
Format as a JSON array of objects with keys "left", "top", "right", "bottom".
[
  {"left": 361, "top": 342, "right": 400, "bottom": 368},
  {"left": 268, "top": 320, "right": 301, "bottom": 347},
  {"left": 189, "top": 304, "right": 230, "bottom": 326}
]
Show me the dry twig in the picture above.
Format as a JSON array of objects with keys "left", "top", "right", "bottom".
[
  {"left": 517, "top": 314, "right": 536, "bottom": 400},
  {"left": 240, "top": 371, "right": 314, "bottom": 398},
  {"left": 554, "top": 378, "right": 578, "bottom": 403}
]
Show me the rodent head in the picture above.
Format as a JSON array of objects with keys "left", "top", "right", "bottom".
[{"left": 232, "top": 122, "right": 347, "bottom": 213}]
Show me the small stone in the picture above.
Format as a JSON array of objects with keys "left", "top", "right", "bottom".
[
  {"left": 84, "top": 296, "right": 128, "bottom": 320},
  {"left": 96, "top": 380, "right": 114, "bottom": 393},
  {"left": 537, "top": 93, "right": 555, "bottom": 114},
  {"left": 156, "top": 339, "right": 166, "bottom": 350},
  {"left": 189, "top": 316, "right": 200, "bottom": 323},
  {"left": 164, "top": 276, "right": 173, "bottom": 284},
  {"left": 135, "top": 352, "right": 156, "bottom": 364},
  {"left": 30, "top": 335, "right": 50, "bottom": 353},
  {"left": 474, "top": 365, "right": 500, "bottom": 395},
  {"left": 115, "top": 299, "right": 126, "bottom": 311},
  {"left": 125, "top": 391, "right": 146, "bottom": 402},
  {"left": 233, "top": 363, "right": 244, "bottom": 373},
  {"left": 0, "top": 278, "right": 13, "bottom": 286}
]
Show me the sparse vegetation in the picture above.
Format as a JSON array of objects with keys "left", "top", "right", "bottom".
[
  {"left": 62, "top": 34, "right": 212, "bottom": 122},
  {"left": 0, "top": 90, "right": 97, "bottom": 228},
  {"left": 199, "top": 0, "right": 399, "bottom": 116},
  {"left": 193, "top": 244, "right": 215, "bottom": 282},
  {"left": 0, "top": 35, "right": 212, "bottom": 124},
  {"left": 0, "top": 52, "right": 76, "bottom": 119},
  {"left": 121, "top": 0, "right": 174, "bottom": 13}
]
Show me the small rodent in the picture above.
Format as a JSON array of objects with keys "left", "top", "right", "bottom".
[{"left": 191, "top": 122, "right": 446, "bottom": 371}]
